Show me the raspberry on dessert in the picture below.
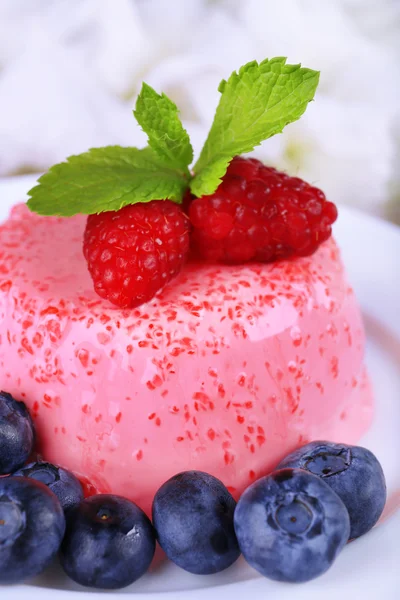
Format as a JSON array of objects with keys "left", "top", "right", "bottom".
[
  {"left": 83, "top": 201, "right": 190, "bottom": 308},
  {"left": 187, "top": 156, "right": 338, "bottom": 263}
]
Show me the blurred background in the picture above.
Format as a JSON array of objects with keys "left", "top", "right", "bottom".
[{"left": 0, "top": 0, "right": 399, "bottom": 221}]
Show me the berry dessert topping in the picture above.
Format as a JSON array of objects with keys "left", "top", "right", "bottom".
[
  {"left": 277, "top": 441, "right": 387, "bottom": 539},
  {"left": 0, "top": 477, "right": 65, "bottom": 585},
  {"left": 83, "top": 200, "right": 190, "bottom": 309},
  {"left": 234, "top": 468, "right": 350, "bottom": 583},
  {"left": 13, "top": 461, "right": 84, "bottom": 513},
  {"left": 0, "top": 391, "right": 35, "bottom": 475},
  {"left": 27, "top": 57, "right": 323, "bottom": 308},
  {"left": 60, "top": 494, "right": 156, "bottom": 590},
  {"left": 152, "top": 470, "right": 240, "bottom": 575},
  {"left": 187, "top": 156, "right": 338, "bottom": 262}
]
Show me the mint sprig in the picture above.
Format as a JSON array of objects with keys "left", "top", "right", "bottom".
[
  {"left": 27, "top": 147, "right": 188, "bottom": 216},
  {"left": 27, "top": 58, "right": 319, "bottom": 217},
  {"left": 190, "top": 58, "right": 319, "bottom": 196},
  {"left": 134, "top": 83, "right": 193, "bottom": 176}
]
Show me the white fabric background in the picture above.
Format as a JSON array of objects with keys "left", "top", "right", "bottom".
[{"left": 0, "top": 0, "right": 399, "bottom": 218}]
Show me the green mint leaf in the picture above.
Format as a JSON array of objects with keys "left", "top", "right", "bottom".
[
  {"left": 134, "top": 83, "right": 193, "bottom": 175},
  {"left": 27, "top": 146, "right": 188, "bottom": 217},
  {"left": 191, "top": 57, "right": 319, "bottom": 197}
]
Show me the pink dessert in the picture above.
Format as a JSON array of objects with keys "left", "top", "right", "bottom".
[{"left": 0, "top": 204, "right": 373, "bottom": 513}]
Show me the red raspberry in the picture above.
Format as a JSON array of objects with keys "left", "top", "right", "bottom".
[
  {"left": 83, "top": 201, "right": 190, "bottom": 308},
  {"left": 187, "top": 156, "right": 338, "bottom": 263}
]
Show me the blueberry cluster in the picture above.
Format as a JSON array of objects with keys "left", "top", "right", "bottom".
[
  {"left": 0, "top": 391, "right": 155, "bottom": 589},
  {"left": 0, "top": 391, "right": 387, "bottom": 590}
]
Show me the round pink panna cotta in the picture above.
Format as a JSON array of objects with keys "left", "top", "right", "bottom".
[{"left": 0, "top": 205, "right": 373, "bottom": 513}]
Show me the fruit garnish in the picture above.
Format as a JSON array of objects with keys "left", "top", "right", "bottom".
[
  {"left": 12, "top": 461, "right": 84, "bottom": 513},
  {"left": 60, "top": 495, "right": 155, "bottom": 590},
  {"left": 187, "top": 156, "right": 338, "bottom": 263},
  {"left": 26, "top": 57, "right": 319, "bottom": 217},
  {"left": 0, "top": 391, "right": 35, "bottom": 475},
  {"left": 234, "top": 468, "right": 350, "bottom": 583},
  {"left": 0, "top": 389, "right": 389, "bottom": 588},
  {"left": 26, "top": 57, "right": 321, "bottom": 307},
  {"left": 153, "top": 470, "right": 240, "bottom": 575},
  {"left": 277, "top": 441, "right": 387, "bottom": 539},
  {"left": 0, "top": 477, "right": 65, "bottom": 585},
  {"left": 83, "top": 200, "right": 190, "bottom": 308}
]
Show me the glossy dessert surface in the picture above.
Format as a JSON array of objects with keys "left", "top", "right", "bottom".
[{"left": 0, "top": 205, "right": 373, "bottom": 511}]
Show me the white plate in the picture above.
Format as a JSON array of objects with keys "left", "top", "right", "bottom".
[{"left": 1, "top": 176, "right": 400, "bottom": 600}]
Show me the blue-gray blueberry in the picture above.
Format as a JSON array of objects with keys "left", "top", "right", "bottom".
[
  {"left": 0, "top": 477, "right": 65, "bottom": 584},
  {"left": 234, "top": 468, "right": 350, "bottom": 582},
  {"left": 277, "top": 441, "right": 386, "bottom": 539},
  {"left": 13, "top": 461, "right": 84, "bottom": 512},
  {"left": 152, "top": 470, "right": 240, "bottom": 575},
  {"left": 60, "top": 494, "right": 155, "bottom": 589},
  {"left": 0, "top": 391, "right": 35, "bottom": 474}
]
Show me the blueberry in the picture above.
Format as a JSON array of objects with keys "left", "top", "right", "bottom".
[
  {"left": 277, "top": 441, "right": 387, "bottom": 539},
  {"left": 0, "top": 391, "right": 35, "bottom": 474},
  {"left": 234, "top": 468, "right": 350, "bottom": 583},
  {"left": 0, "top": 476, "right": 65, "bottom": 584},
  {"left": 152, "top": 471, "right": 240, "bottom": 575},
  {"left": 60, "top": 494, "right": 155, "bottom": 589},
  {"left": 12, "top": 461, "right": 84, "bottom": 512}
]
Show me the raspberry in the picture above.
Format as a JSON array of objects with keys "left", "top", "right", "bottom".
[
  {"left": 187, "top": 156, "right": 338, "bottom": 263},
  {"left": 83, "top": 201, "right": 190, "bottom": 308}
]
